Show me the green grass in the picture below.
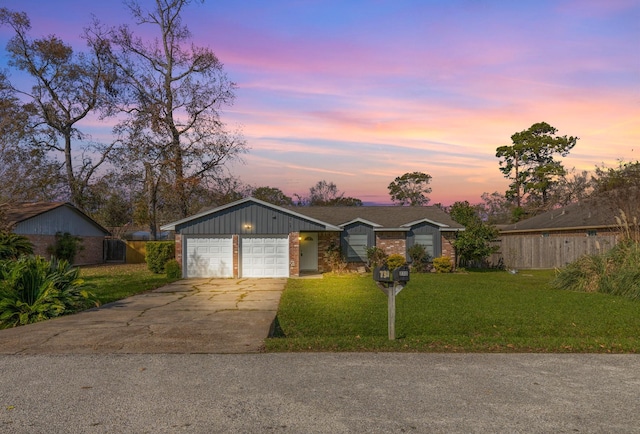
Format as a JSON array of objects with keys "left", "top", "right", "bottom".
[
  {"left": 80, "top": 263, "right": 179, "bottom": 305},
  {"left": 266, "top": 270, "right": 640, "bottom": 353}
]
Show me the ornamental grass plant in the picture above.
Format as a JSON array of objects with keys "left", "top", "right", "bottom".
[{"left": 552, "top": 211, "right": 640, "bottom": 300}]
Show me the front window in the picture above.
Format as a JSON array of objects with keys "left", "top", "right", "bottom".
[
  {"left": 414, "top": 234, "right": 434, "bottom": 258},
  {"left": 346, "top": 234, "right": 368, "bottom": 261}
]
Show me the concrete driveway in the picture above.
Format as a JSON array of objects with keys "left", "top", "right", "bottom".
[{"left": 0, "top": 278, "right": 286, "bottom": 354}]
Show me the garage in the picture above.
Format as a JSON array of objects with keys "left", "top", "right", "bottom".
[
  {"left": 185, "top": 237, "right": 233, "bottom": 278},
  {"left": 241, "top": 236, "right": 289, "bottom": 278},
  {"left": 161, "top": 198, "right": 342, "bottom": 278}
]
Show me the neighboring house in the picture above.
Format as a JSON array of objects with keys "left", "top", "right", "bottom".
[
  {"left": 160, "top": 197, "right": 464, "bottom": 278},
  {"left": 496, "top": 201, "right": 621, "bottom": 269},
  {"left": 2, "top": 202, "right": 111, "bottom": 265}
]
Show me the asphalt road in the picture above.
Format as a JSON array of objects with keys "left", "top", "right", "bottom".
[{"left": 1, "top": 353, "right": 639, "bottom": 433}]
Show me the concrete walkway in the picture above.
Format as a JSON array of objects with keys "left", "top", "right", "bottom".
[{"left": 0, "top": 278, "right": 286, "bottom": 354}]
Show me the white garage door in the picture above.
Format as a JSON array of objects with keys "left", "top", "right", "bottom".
[
  {"left": 241, "top": 237, "right": 289, "bottom": 278},
  {"left": 185, "top": 237, "right": 233, "bottom": 278}
]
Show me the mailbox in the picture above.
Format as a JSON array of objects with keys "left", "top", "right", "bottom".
[
  {"left": 373, "top": 264, "right": 393, "bottom": 283},
  {"left": 393, "top": 265, "right": 410, "bottom": 283}
]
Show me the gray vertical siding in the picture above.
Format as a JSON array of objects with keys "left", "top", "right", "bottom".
[
  {"left": 341, "top": 222, "right": 375, "bottom": 260},
  {"left": 14, "top": 206, "right": 107, "bottom": 237},
  {"left": 177, "top": 202, "right": 328, "bottom": 235}
]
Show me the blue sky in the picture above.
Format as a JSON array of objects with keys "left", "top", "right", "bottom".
[{"left": 1, "top": 0, "right": 638, "bottom": 204}]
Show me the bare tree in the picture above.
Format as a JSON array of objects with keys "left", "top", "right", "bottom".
[
  {"left": 252, "top": 187, "right": 293, "bottom": 206},
  {"left": 296, "top": 180, "right": 362, "bottom": 206},
  {"left": 91, "top": 0, "right": 247, "bottom": 225},
  {"left": 592, "top": 160, "right": 640, "bottom": 219},
  {"left": 0, "top": 8, "right": 118, "bottom": 209},
  {"left": 0, "top": 71, "right": 63, "bottom": 203}
]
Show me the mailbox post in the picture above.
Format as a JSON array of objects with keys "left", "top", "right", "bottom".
[{"left": 373, "top": 264, "right": 410, "bottom": 340}]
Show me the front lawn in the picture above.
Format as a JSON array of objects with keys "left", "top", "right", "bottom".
[
  {"left": 266, "top": 271, "right": 640, "bottom": 353},
  {"left": 81, "top": 263, "right": 179, "bottom": 305}
]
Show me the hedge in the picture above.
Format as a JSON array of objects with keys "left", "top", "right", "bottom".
[{"left": 146, "top": 242, "right": 176, "bottom": 274}]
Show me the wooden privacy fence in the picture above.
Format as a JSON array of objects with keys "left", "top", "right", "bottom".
[
  {"left": 125, "top": 241, "right": 147, "bottom": 264},
  {"left": 103, "top": 239, "right": 148, "bottom": 263},
  {"left": 492, "top": 233, "right": 618, "bottom": 269}
]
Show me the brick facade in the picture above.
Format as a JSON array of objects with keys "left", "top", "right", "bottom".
[
  {"left": 174, "top": 234, "right": 182, "bottom": 263},
  {"left": 318, "top": 232, "right": 340, "bottom": 272},
  {"left": 289, "top": 232, "right": 300, "bottom": 277},
  {"left": 172, "top": 230, "right": 459, "bottom": 276},
  {"left": 376, "top": 231, "right": 406, "bottom": 256},
  {"left": 233, "top": 235, "right": 240, "bottom": 278},
  {"left": 24, "top": 234, "right": 105, "bottom": 265},
  {"left": 441, "top": 233, "right": 456, "bottom": 258},
  {"left": 441, "top": 233, "right": 457, "bottom": 268}
]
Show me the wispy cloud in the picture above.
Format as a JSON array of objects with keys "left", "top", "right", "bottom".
[{"left": 0, "top": 0, "right": 637, "bottom": 204}]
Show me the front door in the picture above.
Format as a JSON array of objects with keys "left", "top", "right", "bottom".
[{"left": 299, "top": 232, "right": 318, "bottom": 271}]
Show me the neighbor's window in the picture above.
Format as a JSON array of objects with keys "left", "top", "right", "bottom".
[
  {"left": 414, "top": 234, "right": 434, "bottom": 258},
  {"left": 587, "top": 230, "right": 597, "bottom": 237},
  {"left": 346, "top": 234, "right": 368, "bottom": 261}
]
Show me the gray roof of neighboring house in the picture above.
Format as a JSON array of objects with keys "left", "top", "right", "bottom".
[
  {"left": 2, "top": 202, "right": 110, "bottom": 235},
  {"left": 2, "top": 202, "right": 66, "bottom": 226},
  {"left": 283, "top": 205, "right": 464, "bottom": 230},
  {"left": 500, "top": 201, "right": 620, "bottom": 233}
]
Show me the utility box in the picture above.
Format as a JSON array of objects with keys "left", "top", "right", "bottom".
[
  {"left": 373, "top": 265, "right": 393, "bottom": 283},
  {"left": 393, "top": 265, "right": 410, "bottom": 283}
]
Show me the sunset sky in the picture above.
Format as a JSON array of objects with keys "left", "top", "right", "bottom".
[{"left": 1, "top": 0, "right": 638, "bottom": 205}]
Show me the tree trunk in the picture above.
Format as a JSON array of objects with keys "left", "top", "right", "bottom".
[
  {"left": 64, "top": 132, "right": 82, "bottom": 207},
  {"left": 144, "top": 162, "right": 158, "bottom": 241}
]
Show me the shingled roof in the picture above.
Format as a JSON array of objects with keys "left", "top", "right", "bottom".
[
  {"left": 2, "top": 202, "right": 68, "bottom": 227},
  {"left": 500, "top": 201, "right": 619, "bottom": 233},
  {"left": 286, "top": 205, "right": 464, "bottom": 230},
  {"left": 161, "top": 197, "right": 465, "bottom": 231}
]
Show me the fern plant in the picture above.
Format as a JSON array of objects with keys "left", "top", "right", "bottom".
[{"left": 0, "top": 232, "right": 34, "bottom": 260}]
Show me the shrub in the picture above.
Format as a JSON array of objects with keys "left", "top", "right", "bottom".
[
  {"left": 0, "top": 233, "right": 34, "bottom": 260},
  {"left": 146, "top": 242, "right": 176, "bottom": 274},
  {"left": 452, "top": 222, "right": 499, "bottom": 268},
  {"left": 433, "top": 256, "right": 453, "bottom": 273},
  {"left": 385, "top": 253, "right": 406, "bottom": 271},
  {"left": 0, "top": 256, "right": 97, "bottom": 328},
  {"left": 408, "top": 243, "right": 430, "bottom": 273},
  {"left": 551, "top": 254, "right": 605, "bottom": 293},
  {"left": 164, "top": 259, "right": 182, "bottom": 279},
  {"left": 46, "top": 232, "right": 83, "bottom": 263},
  {"left": 366, "top": 246, "right": 387, "bottom": 269}
]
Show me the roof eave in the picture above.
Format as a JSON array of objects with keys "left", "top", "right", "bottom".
[
  {"left": 373, "top": 227, "right": 411, "bottom": 232},
  {"left": 340, "top": 218, "right": 382, "bottom": 228},
  {"left": 401, "top": 218, "right": 450, "bottom": 228},
  {"left": 500, "top": 224, "right": 617, "bottom": 234}
]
